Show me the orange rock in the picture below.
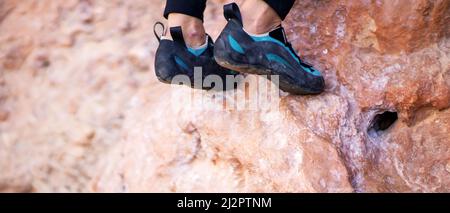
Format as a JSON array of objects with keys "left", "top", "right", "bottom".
[{"left": 0, "top": 0, "right": 449, "bottom": 192}]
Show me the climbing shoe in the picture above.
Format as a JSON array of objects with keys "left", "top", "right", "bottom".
[
  {"left": 214, "top": 3, "right": 325, "bottom": 95},
  {"left": 154, "top": 22, "right": 238, "bottom": 90}
]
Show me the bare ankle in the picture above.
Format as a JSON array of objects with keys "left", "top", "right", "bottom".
[
  {"left": 183, "top": 27, "right": 207, "bottom": 48},
  {"left": 240, "top": 0, "right": 282, "bottom": 34},
  {"left": 167, "top": 13, "right": 206, "bottom": 47}
]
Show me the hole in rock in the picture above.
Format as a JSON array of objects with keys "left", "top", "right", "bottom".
[{"left": 368, "top": 111, "right": 398, "bottom": 136}]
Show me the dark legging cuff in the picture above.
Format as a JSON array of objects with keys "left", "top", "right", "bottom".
[
  {"left": 163, "top": 0, "right": 295, "bottom": 22},
  {"left": 263, "top": 0, "right": 296, "bottom": 20},
  {"left": 164, "top": 0, "right": 207, "bottom": 22}
]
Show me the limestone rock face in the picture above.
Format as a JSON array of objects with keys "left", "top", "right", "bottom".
[
  {"left": 1, "top": 0, "right": 449, "bottom": 192},
  {"left": 283, "top": 0, "right": 450, "bottom": 192}
]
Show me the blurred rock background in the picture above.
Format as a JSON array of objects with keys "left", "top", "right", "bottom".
[
  {"left": 0, "top": 0, "right": 166, "bottom": 192},
  {"left": 0, "top": 0, "right": 449, "bottom": 192}
]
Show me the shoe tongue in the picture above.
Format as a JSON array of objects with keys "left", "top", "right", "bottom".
[{"left": 268, "top": 26, "right": 289, "bottom": 45}]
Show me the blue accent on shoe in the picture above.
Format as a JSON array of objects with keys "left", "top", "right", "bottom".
[
  {"left": 251, "top": 35, "right": 300, "bottom": 64},
  {"left": 228, "top": 35, "right": 245, "bottom": 54},
  {"left": 301, "top": 65, "right": 322, "bottom": 76},
  {"left": 187, "top": 45, "right": 207, "bottom": 57},
  {"left": 174, "top": 55, "right": 189, "bottom": 71},
  {"left": 265, "top": 53, "right": 293, "bottom": 69},
  {"left": 252, "top": 35, "right": 322, "bottom": 77}
]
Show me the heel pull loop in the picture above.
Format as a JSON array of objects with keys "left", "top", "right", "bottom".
[
  {"left": 170, "top": 26, "right": 186, "bottom": 47},
  {"left": 153, "top": 22, "right": 165, "bottom": 43},
  {"left": 223, "top": 3, "right": 243, "bottom": 26}
]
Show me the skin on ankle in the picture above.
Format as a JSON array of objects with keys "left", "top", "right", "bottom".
[
  {"left": 167, "top": 13, "right": 207, "bottom": 48},
  {"left": 240, "top": 0, "right": 282, "bottom": 34}
]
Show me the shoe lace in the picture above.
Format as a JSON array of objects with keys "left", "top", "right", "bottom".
[{"left": 153, "top": 22, "right": 165, "bottom": 43}]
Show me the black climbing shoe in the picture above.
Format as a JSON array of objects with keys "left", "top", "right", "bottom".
[
  {"left": 214, "top": 3, "right": 325, "bottom": 95},
  {"left": 154, "top": 22, "right": 238, "bottom": 90}
]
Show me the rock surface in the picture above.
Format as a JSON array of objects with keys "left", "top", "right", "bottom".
[{"left": 1, "top": 0, "right": 449, "bottom": 192}]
